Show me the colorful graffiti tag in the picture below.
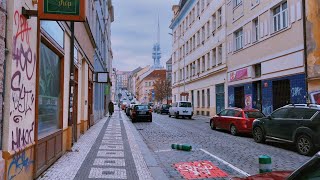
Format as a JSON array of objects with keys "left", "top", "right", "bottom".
[
  {"left": 9, "top": 9, "right": 36, "bottom": 150},
  {"left": 7, "top": 149, "right": 33, "bottom": 180}
]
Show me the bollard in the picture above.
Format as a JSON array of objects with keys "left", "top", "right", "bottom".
[
  {"left": 171, "top": 144, "right": 192, "bottom": 151},
  {"left": 259, "top": 155, "right": 272, "bottom": 173}
]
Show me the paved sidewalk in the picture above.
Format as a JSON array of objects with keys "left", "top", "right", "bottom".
[{"left": 38, "top": 109, "right": 165, "bottom": 180}]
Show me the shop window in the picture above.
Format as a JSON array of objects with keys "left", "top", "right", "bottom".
[
  {"left": 38, "top": 43, "right": 61, "bottom": 136},
  {"left": 254, "top": 63, "right": 261, "bottom": 78}
]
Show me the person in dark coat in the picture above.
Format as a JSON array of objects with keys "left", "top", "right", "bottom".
[{"left": 108, "top": 101, "right": 114, "bottom": 116}]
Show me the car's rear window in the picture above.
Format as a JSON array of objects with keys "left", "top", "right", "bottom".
[
  {"left": 135, "top": 105, "right": 149, "bottom": 110},
  {"left": 162, "top": 105, "right": 170, "bottom": 108},
  {"left": 245, "top": 111, "right": 265, "bottom": 118},
  {"left": 179, "top": 102, "right": 192, "bottom": 107}
]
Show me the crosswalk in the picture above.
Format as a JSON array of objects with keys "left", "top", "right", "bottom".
[{"left": 88, "top": 117, "right": 127, "bottom": 179}]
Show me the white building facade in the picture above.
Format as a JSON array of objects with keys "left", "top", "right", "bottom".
[{"left": 170, "top": 0, "right": 228, "bottom": 116}]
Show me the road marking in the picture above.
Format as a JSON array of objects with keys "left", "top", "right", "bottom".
[
  {"left": 154, "top": 149, "right": 172, "bottom": 153},
  {"left": 200, "top": 149, "right": 250, "bottom": 177}
]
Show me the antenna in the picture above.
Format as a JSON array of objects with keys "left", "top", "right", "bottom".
[{"left": 157, "top": 14, "right": 160, "bottom": 45}]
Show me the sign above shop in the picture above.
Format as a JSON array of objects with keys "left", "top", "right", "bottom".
[
  {"left": 229, "top": 68, "right": 249, "bottom": 82},
  {"left": 38, "top": 0, "right": 86, "bottom": 22}
]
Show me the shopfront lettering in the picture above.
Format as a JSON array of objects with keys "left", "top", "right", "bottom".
[{"left": 58, "top": 0, "right": 72, "bottom": 8}]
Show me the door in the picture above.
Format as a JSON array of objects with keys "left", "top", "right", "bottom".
[
  {"left": 253, "top": 81, "right": 262, "bottom": 111},
  {"left": 72, "top": 67, "right": 78, "bottom": 143},
  {"left": 225, "top": 109, "right": 236, "bottom": 130},
  {"left": 234, "top": 86, "right": 245, "bottom": 108},
  {"left": 272, "top": 79, "right": 290, "bottom": 110},
  {"left": 216, "top": 84, "right": 225, "bottom": 114}
]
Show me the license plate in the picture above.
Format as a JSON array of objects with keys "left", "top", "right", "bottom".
[
  {"left": 139, "top": 112, "right": 146, "bottom": 115},
  {"left": 183, "top": 110, "right": 188, "bottom": 113}
]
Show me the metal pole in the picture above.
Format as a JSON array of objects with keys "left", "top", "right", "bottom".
[
  {"left": 302, "top": 0, "right": 309, "bottom": 103},
  {"left": 68, "top": 21, "right": 76, "bottom": 143}
]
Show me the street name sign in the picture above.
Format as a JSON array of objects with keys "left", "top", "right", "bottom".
[{"left": 38, "top": 0, "right": 86, "bottom": 22}]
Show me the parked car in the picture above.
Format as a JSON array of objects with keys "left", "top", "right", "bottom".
[
  {"left": 130, "top": 105, "right": 152, "bottom": 123},
  {"left": 121, "top": 102, "right": 127, "bottom": 110},
  {"left": 232, "top": 151, "right": 320, "bottom": 180},
  {"left": 126, "top": 103, "right": 135, "bottom": 116},
  {"left": 154, "top": 104, "right": 162, "bottom": 113},
  {"left": 159, "top": 104, "right": 171, "bottom": 114},
  {"left": 169, "top": 101, "right": 193, "bottom": 119},
  {"left": 210, "top": 108, "right": 265, "bottom": 136},
  {"left": 252, "top": 104, "right": 320, "bottom": 156}
]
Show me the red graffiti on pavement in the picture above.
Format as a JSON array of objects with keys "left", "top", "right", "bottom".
[{"left": 174, "top": 161, "right": 228, "bottom": 179}]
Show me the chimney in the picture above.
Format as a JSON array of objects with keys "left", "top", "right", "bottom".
[{"left": 172, "top": 5, "right": 180, "bottom": 18}]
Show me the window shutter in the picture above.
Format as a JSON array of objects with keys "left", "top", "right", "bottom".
[
  {"left": 264, "top": 21, "right": 268, "bottom": 36},
  {"left": 296, "top": 1, "right": 302, "bottom": 20},
  {"left": 260, "top": 23, "right": 264, "bottom": 38},
  {"left": 290, "top": 5, "right": 296, "bottom": 23}
]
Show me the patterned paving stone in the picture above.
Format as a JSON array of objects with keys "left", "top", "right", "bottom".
[
  {"left": 88, "top": 168, "right": 127, "bottom": 179},
  {"left": 93, "top": 158, "right": 126, "bottom": 166}
]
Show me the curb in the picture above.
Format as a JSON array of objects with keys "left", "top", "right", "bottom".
[{"left": 121, "top": 111, "right": 169, "bottom": 180}]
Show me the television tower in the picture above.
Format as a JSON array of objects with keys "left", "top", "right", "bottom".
[{"left": 152, "top": 15, "right": 162, "bottom": 69}]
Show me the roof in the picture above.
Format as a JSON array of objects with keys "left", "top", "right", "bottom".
[
  {"left": 166, "top": 58, "right": 172, "bottom": 64},
  {"left": 143, "top": 70, "right": 166, "bottom": 81}
]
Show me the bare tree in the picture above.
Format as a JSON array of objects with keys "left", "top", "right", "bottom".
[{"left": 153, "top": 78, "right": 172, "bottom": 103}]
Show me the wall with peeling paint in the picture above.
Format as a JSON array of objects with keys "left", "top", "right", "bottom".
[{"left": 306, "top": 0, "right": 320, "bottom": 100}]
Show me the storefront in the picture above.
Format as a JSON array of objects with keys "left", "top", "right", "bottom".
[
  {"left": 228, "top": 73, "right": 307, "bottom": 115},
  {"left": 35, "top": 20, "right": 65, "bottom": 177}
]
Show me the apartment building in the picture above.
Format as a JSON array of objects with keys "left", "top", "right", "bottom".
[
  {"left": 137, "top": 70, "right": 166, "bottom": 103},
  {"left": 226, "top": 0, "right": 306, "bottom": 115},
  {"left": 170, "top": 0, "right": 228, "bottom": 116}
]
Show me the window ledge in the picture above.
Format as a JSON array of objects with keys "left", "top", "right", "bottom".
[
  {"left": 233, "top": 2, "right": 243, "bottom": 10},
  {"left": 251, "top": 2, "right": 260, "bottom": 10}
]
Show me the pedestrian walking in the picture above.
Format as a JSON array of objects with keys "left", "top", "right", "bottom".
[{"left": 108, "top": 101, "right": 114, "bottom": 116}]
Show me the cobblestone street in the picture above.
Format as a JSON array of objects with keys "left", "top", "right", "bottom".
[
  {"left": 133, "top": 112, "right": 311, "bottom": 179},
  {"left": 38, "top": 109, "right": 312, "bottom": 180}
]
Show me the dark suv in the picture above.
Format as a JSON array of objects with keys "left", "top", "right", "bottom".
[{"left": 252, "top": 104, "right": 320, "bottom": 156}]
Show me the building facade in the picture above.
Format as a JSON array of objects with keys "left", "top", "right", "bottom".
[
  {"left": 170, "top": 0, "right": 228, "bottom": 116},
  {"left": 0, "top": 0, "right": 114, "bottom": 179},
  {"left": 137, "top": 70, "right": 166, "bottom": 103},
  {"left": 226, "top": 0, "right": 306, "bottom": 115},
  {"left": 93, "top": 0, "right": 114, "bottom": 122},
  {"left": 305, "top": 0, "right": 320, "bottom": 104}
]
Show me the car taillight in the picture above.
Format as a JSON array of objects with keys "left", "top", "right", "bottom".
[
  {"left": 132, "top": 110, "right": 136, "bottom": 115},
  {"left": 149, "top": 109, "right": 152, "bottom": 113}
]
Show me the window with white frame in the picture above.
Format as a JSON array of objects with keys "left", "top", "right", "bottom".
[
  {"left": 233, "top": 0, "right": 242, "bottom": 8},
  {"left": 207, "top": 53, "right": 210, "bottom": 69},
  {"left": 217, "top": 8, "right": 222, "bottom": 27},
  {"left": 206, "top": 21, "right": 210, "bottom": 39},
  {"left": 197, "top": 31, "right": 200, "bottom": 45},
  {"left": 218, "top": 44, "right": 222, "bottom": 64},
  {"left": 186, "top": 17, "right": 189, "bottom": 29},
  {"left": 234, "top": 28, "right": 243, "bottom": 50},
  {"left": 273, "top": 1, "right": 288, "bottom": 32},
  {"left": 212, "top": 48, "right": 216, "bottom": 67},
  {"left": 197, "top": 59, "right": 200, "bottom": 74},
  {"left": 186, "top": 42, "right": 189, "bottom": 54},
  {"left": 202, "top": 56, "right": 205, "bottom": 72},
  {"left": 202, "top": 26, "right": 205, "bottom": 43},
  {"left": 253, "top": 18, "right": 259, "bottom": 42},
  {"left": 197, "top": 1, "right": 200, "bottom": 17},
  {"left": 193, "top": 35, "right": 196, "bottom": 50},
  {"left": 212, "top": 13, "right": 216, "bottom": 31}
]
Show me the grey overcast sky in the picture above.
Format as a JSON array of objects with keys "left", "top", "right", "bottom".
[{"left": 111, "top": 0, "right": 180, "bottom": 71}]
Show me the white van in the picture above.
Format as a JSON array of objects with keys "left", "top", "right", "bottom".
[{"left": 169, "top": 101, "right": 193, "bottom": 119}]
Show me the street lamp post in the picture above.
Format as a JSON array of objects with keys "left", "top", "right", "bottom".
[{"left": 169, "top": 33, "right": 187, "bottom": 101}]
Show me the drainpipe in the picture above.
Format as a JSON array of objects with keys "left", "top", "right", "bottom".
[{"left": 302, "top": 0, "right": 309, "bottom": 103}]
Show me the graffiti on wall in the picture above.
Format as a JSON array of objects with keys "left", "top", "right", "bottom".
[
  {"left": 228, "top": 94, "right": 234, "bottom": 106},
  {"left": 291, "top": 87, "right": 303, "bottom": 97},
  {"left": 262, "top": 104, "right": 273, "bottom": 116},
  {"left": 245, "top": 94, "right": 252, "bottom": 109},
  {"left": 7, "top": 149, "right": 33, "bottom": 180},
  {"left": 9, "top": 10, "right": 36, "bottom": 150}
]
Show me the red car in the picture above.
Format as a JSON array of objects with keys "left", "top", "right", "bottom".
[{"left": 210, "top": 108, "right": 265, "bottom": 135}]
